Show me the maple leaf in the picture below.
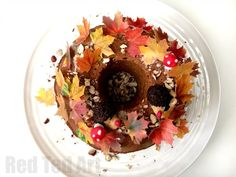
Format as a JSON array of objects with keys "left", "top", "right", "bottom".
[
  {"left": 126, "top": 17, "right": 152, "bottom": 31},
  {"left": 167, "top": 61, "right": 198, "bottom": 79},
  {"left": 164, "top": 104, "right": 186, "bottom": 120},
  {"left": 76, "top": 49, "right": 101, "bottom": 73},
  {"left": 149, "top": 119, "right": 178, "bottom": 145},
  {"left": 70, "top": 99, "right": 88, "bottom": 122},
  {"left": 56, "top": 95, "right": 69, "bottom": 122},
  {"left": 90, "top": 27, "right": 115, "bottom": 56},
  {"left": 169, "top": 40, "right": 186, "bottom": 59},
  {"left": 76, "top": 18, "right": 90, "bottom": 44},
  {"left": 176, "top": 74, "right": 194, "bottom": 104},
  {"left": 124, "top": 111, "right": 149, "bottom": 144},
  {"left": 125, "top": 28, "right": 148, "bottom": 57},
  {"left": 36, "top": 88, "right": 55, "bottom": 106},
  {"left": 95, "top": 131, "right": 124, "bottom": 155},
  {"left": 176, "top": 119, "right": 189, "bottom": 138},
  {"left": 76, "top": 121, "right": 93, "bottom": 144},
  {"left": 69, "top": 75, "right": 85, "bottom": 100},
  {"left": 154, "top": 27, "right": 168, "bottom": 41},
  {"left": 55, "top": 70, "right": 69, "bottom": 96},
  {"left": 139, "top": 38, "right": 169, "bottom": 65},
  {"left": 103, "top": 11, "right": 128, "bottom": 36}
]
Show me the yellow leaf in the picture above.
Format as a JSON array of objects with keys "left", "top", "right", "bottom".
[
  {"left": 90, "top": 27, "right": 115, "bottom": 56},
  {"left": 76, "top": 18, "right": 90, "bottom": 44},
  {"left": 77, "top": 121, "right": 93, "bottom": 144},
  {"left": 56, "top": 69, "right": 70, "bottom": 96},
  {"left": 56, "top": 95, "right": 69, "bottom": 122},
  {"left": 36, "top": 88, "right": 55, "bottom": 106},
  {"left": 139, "top": 38, "right": 169, "bottom": 65},
  {"left": 70, "top": 75, "right": 85, "bottom": 100}
]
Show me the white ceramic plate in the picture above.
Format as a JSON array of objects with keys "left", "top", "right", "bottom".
[{"left": 24, "top": 0, "right": 220, "bottom": 176}]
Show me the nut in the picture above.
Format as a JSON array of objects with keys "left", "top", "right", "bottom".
[
  {"left": 89, "top": 86, "right": 95, "bottom": 95},
  {"left": 150, "top": 114, "right": 157, "bottom": 124},
  {"left": 105, "top": 154, "right": 112, "bottom": 161},
  {"left": 164, "top": 77, "right": 174, "bottom": 89}
]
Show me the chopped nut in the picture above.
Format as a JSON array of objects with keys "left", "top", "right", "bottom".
[
  {"left": 88, "top": 149, "right": 97, "bottom": 156},
  {"left": 84, "top": 79, "right": 91, "bottom": 86},
  {"left": 143, "top": 105, "right": 148, "bottom": 109},
  {"left": 89, "top": 86, "right": 95, "bottom": 95},
  {"left": 150, "top": 114, "right": 157, "bottom": 124},
  {"left": 77, "top": 44, "right": 84, "bottom": 54},
  {"left": 169, "top": 98, "right": 177, "bottom": 107},
  {"left": 93, "top": 96, "right": 100, "bottom": 102},
  {"left": 56, "top": 49, "right": 63, "bottom": 56},
  {"left": 120, "top": 44, "right": 127, "bottom": 49},
  {"left": 105, "top": 154, "right": 112, "bottom": 161},
  {"left": 152, "top": 74, "right": 156, "bottom": 80},
  {"left": 164, "top": 77, "right": 174, "bottom": 89},
  {"left": 102, "top": 58, "right": 110, "bottom": 64}
]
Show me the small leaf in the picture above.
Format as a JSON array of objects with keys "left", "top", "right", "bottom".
[
  {"left": 124, "top": 111, "right": 149, "bottom": 144},
  {"left": 76, "top": 49, "right": 101, "bottom": 73},
  {"left": 154, "top": 27, "right": 168, "bottom": 42},
  {"left": 76, "top": 18, "right": 90, "bottom": 44},
  {"left": 127, "top": 17, "right": 152, "bottom": 31},
  {"left": 149, "top": 119, "right": 178, "bottom": 145},
  {"left": 139, "top": 38, "right": 169, "bottom": 65},
  {"left": 90, "top": 27, "right": 115, "bottom": 56},
  {"left": 176, "top": 119, "right": 189, "bottom": 138},
  {"left": 125, "top": 28, "right": 148, "bottom": 57},
  {"left": 70, "top": 99, "right": 88, "bottom": 122},
  {"left": 56, "top": 95, "right": 69, "bottom": 122},
  {"left": 103, "top": 11, "right": 128, "bottom": 36},
  {"left": 36, "top": 88, "right": 55, "bottom": 106},
  {"left": 70, "top": 75, "right": 85, "bottom": 100},
  {"left": 56, "top": 70, "right": 69, "bottom": 96},
  {"left": 77, "top": 121, "right": 93, "bottom": 144},
  {"left": 169, "top": 40, "right": 186, "bottom": 59}
]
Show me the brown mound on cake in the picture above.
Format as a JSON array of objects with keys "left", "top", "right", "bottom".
[{"left": 36, "top": 12, "right": 200, "bottom": 156}]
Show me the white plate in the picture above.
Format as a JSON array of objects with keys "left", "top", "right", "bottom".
[{"left": 24, "top": 0, "right": 220, "bottom": 176}]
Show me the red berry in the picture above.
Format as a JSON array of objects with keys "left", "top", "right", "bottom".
[
  {"left": 114, "top": 119, "right": 122, "bottom": 127},
  {"left": 90, "top": 124, "right": 106, "bottom": 142},
  {"left": 157, "top": 111, "right": 162, "bottom": 119},
  {"left": 163, "top": 53, "right": 178, "bottom": 67}
]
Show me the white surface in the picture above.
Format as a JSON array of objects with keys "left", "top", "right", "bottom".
[{"left": 0, "top": 0, "right": 235, "bottom": 177}]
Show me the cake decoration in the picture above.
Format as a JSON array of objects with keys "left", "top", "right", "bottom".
[{"left": 36, "top": 11, "right": 200, "bottom": 157}]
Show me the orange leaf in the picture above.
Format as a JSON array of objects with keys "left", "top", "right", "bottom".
[
  {"left": 176, "top": 119, "right": 189, "bottom": 138},
  {"left": 103, "top": 11, "right": 128, "bottom": 36},
  {"left": 56, "top": 95, "right": 69, "bottom": 122},
  {"left": 76, "top": 49, "right": 101, "bottom": 73},
  {"left": 76, "top": 18, "right": 90, "bottom": 44},
  {"left": 149, "top": 119, "right": 178, "bottom": 145}
]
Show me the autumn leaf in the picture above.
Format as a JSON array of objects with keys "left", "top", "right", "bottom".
[
  {"left": 36, "top": 88, "right": 55, "bottom": 106},
  {"left": 167, "top": 61, "right": 198, "bottom": 79},
  {"left": 176, "top": 74, "right": 194, "bottom": 104},
  {"left": 56, "top": 70, "right": 69, "bottom": 96},
  {"left": 76, "top": 18, "right": 90, "bottom": 44},
  {"left": 76, "top": 121, "right": 93, "bottom": 144},
  {"left": 154, "top": 27, "right": 168, "bottom": 42},
  {"left": 69, "top": 75, "right": 85, "bottom": 100},
  {"left": 56, "top": 95, "right": 69, "bottom": 122},
  {"left": 90, "top": 27, "right": 115, "bottom": 56},
  {"left": 124, "top": 111, "right": 149, "bottom": 144},
  {"left": 76, "top": 49, "right": 101, "bottom": 73},
  {"left": 176, "top": 119, "right": 189, "bottom": 138},
  {"left": 139, "top": 38, "right": 169, "bottom": 65},
  {"left": 169, "top": 40, "right": 186, "bottom": 59},
  {"left": 164, "top": 104, "right": 186, "bottom": 120},
  {"left": 95, "top": 131, "right": 124, "bottom": 155},
  {"left": 126, "top": 17, "right": 152, "bottom": 31},
  {"left": 149, "top": 119, "right": 178, "bottom": 145},
  {"left": 103, "top": 11, "right": 128, "bottom": 36},
  {"left": 70, "top": 99, "right": 88, "bottom": 122},
  {"left": 125, "top": 28, "right": 148, "bottom": 57}
]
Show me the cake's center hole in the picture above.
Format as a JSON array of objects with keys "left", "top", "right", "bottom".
[{"left": 108, "top": 71, "right": 138, "bottom": 103}]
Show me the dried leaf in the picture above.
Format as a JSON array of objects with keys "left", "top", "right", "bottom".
[
  {"left": 76, "top": 18, "right": 90, "bottom": 44},
  {"left": 124, "top": 111, "right": 149, "bottom": 144},
  {"left": 76, "top": 49, "right": 101, "bottom": 73},
  {"left": 154, "top": 27, "right": 168, "bottom": 42},
  {"left": 56, "top": 70, "right": 69, "bottom": 96},
  {"left": 164, "top": 104, "right": 186, "bottom": 120},
  {"left": 176, "top": 119, "right": 189, "bottom": 138},
  {"left": 70, "top": 99, "right": 88, "bottom": 122},
  {"left": 56, "top": 95, "right": 68, "bottom": 122},
  {"left": 126, "top": 17, "right": 152, "bottom": 31},
  {"left": 125, "top": 28, "right": 148, "bottom": 57},
  {"left": 36, "top": 88, "right": 55, "bottom": 106},
  {"left": 76, "top": 121, "right": 93, "bottom": 144},
  {"left": 149, "top": 119, "right": 178, "bottom": 145},
  {"left": 139, "top": 38, "right": 169, "bottom": 65},
  {"left": 90, "top": 27, "right": 115, "bottom": 56},
  {"left": 103, "top": 11, "right": 128, "bottom": 36},
  {"left": 95, "top": 131, "right": 124, "bottom": 155},
  {"left": 70, "top": 75, "right": 85, "bottom": 100},
  {"left": 169, "top": 40, "right": 186, "bottom": 58}
]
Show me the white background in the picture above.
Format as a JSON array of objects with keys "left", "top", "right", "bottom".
[{"left": 0, "top": 0, "right": 236, "bottom": 176}]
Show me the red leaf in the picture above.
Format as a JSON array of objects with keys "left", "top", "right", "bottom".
[
  {"left": 154, "top": 27, "right": 168, "bottom": 41},
  {"left": 125, "top": 28, "right": 148, "bottom": 57},
  {"left": 169, "top": 40, "right": 186, "bottom": 58},
  {"left": 103, "top": 11, "right": 128, "bottom": 36},
  {"left": 95, "top": 131, "right": 124, "bottom": 155},
  {"left": 127, "top": 17, "right": 152, "bottom": 31},
  {"left": 70, "top": 100, "right": 88, "bottom": 122},
  {"left": 124, "top": 111, "right": 149, "bottom": 144},
  {"left": 149, "top": 119, "right": 178, "bottom": 145}
]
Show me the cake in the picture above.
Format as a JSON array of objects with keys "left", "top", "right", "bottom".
[{"left": 36, "top": 12, "right": 200, "bottom": 156}]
